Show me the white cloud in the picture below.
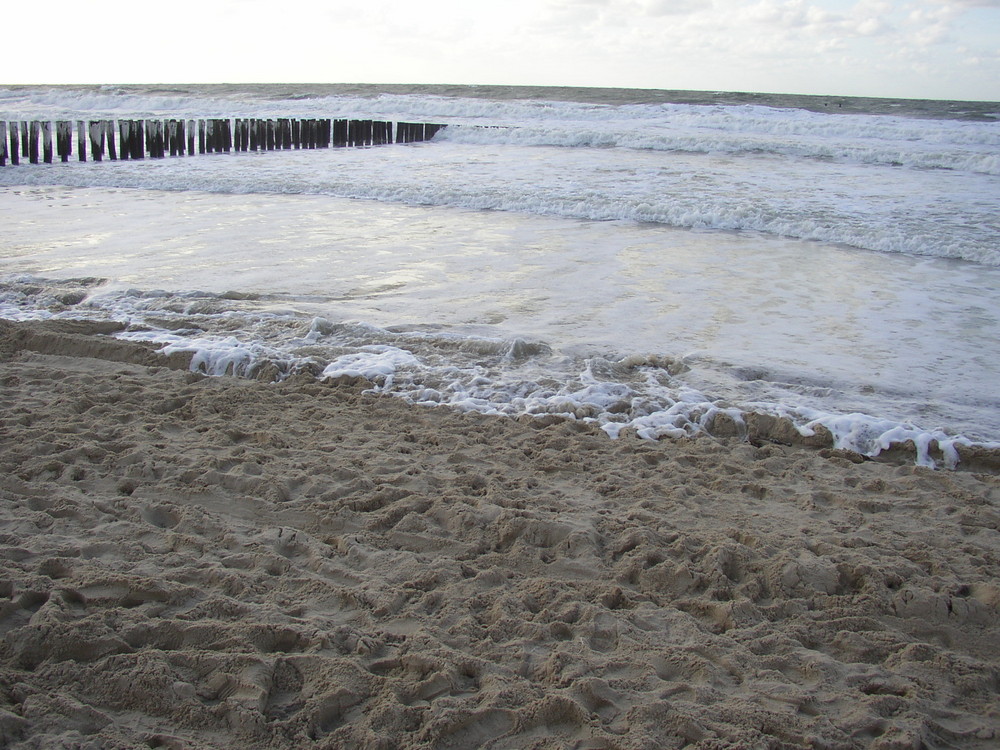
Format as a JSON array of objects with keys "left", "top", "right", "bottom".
[{"left": 1, "top": 0, "right": 997, "bottom": 100}]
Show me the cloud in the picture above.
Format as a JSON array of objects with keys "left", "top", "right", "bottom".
[{"left": 932, "top": 0, "right": 1000, "bottom": 6}]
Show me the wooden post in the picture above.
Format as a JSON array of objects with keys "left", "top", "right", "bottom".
[
  {"left": 105, "top": 121, "right": 117, "bottom": 160},
  {"left": 9, "top": 122, "right": 19, "bottom": 165},
  {"left": 88, "top": 121, "right": 104, "bottom": 161},
  {"left": 154, "top": 119, "right": 163, "bottom": 158},
  {"left": 135, "top": 120, "right": 146, "bottom": 160},
  {"left": 40, "top": 121, "right": 52, "bottom": 163},
  {"left": 21, "top": 122, "right": 29, "bottom": 157},
  {"left": 28, "top": 121, "right": 39, "bottom": 163},
  {"left": 118, "top": 121, "right": 129, "bottom": 161},
  {"left": 266, "top": 119, "right": 275, "bottom": 151},
  {"left": 198, "top": 120, "right": 206, "bottom": 154},
  {"left": 77, "top": 122, "right": 86, "bottom": 161},
  {"left": 56, "top": 121, "right": 71, "bottom": 162},
  {"left": 0, "top": 122, "right": 6, "bottom": 166}
]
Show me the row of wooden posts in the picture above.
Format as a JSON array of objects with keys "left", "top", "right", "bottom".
[{"left": 0, "top": 119, "right": 446, "bottom": 165}]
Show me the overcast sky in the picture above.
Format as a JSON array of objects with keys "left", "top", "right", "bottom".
[{"left": 10, "top": 0, "right": 999, "bottom": 101}]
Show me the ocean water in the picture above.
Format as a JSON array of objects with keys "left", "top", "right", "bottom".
[{"left": 1, "top": 84, "right": 998, "bottom": 467}]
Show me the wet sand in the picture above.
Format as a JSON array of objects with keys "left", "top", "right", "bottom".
[{"left": 1, "top": 320, "right": 998, "bottom": 749}]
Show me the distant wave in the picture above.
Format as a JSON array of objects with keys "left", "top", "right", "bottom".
[{"left": 437, "top": 123, "right": 1000, "bottom": 175}]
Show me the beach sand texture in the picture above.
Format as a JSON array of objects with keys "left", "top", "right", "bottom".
[{"left": 1, "top": 320, "right": 998, "bottom": 749}]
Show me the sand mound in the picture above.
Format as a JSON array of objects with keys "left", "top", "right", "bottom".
[{"left": 1, "top": 321, "right": 998, "bottom": 749}]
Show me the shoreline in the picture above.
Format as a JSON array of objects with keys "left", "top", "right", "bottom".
[
  {"left": 4, "top": 317, "right": 1000, "bottom": 474},
  {"left": 1, "top": 319, "right": 998, "bottom": 747}
]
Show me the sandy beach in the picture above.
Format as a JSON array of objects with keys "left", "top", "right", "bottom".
[{"left": 1, "top": 318, "right": 998, "bottom": 749}]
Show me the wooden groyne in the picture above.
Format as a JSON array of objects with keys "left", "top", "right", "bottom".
[{"left": 0, "top": 118, "right": 446, "bottom": 165}]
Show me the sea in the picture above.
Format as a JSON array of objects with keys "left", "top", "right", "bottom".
[{"left": 1, "top": 83, "right": 998, "bottom": 467}]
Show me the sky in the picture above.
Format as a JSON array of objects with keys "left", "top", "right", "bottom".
[{"left": 7, "top": 0, "right": 999, "bottom": 101}]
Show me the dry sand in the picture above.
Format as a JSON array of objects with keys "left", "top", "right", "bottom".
[{"left": 0, "top": 319, "right": 998, "bottom": 749}]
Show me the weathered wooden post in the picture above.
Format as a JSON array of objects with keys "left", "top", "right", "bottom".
[
  {"left": 118, "top": 121, "right": 129, "bottom": 161},
  {"left": 105, "top": 121, "right": 117, "bottom": 160},
  {"left": 40, "top": 121, "right": 53, "bottom": 163},
  {"left": 8, "top": 122, "right": 19, "bottom": 165},
  {"left": 153, "top": 120, "right": 161, "bottom": 158},
  {"left": 0, "top": 122, "right": 6, "bottom": 166},
  {"left": 77, "top": 122, "right": 86, "bottom": 161},
  {"left": 88, "top": 121, "right": 105, "bottom": 161},
  {"left": 186, "top": 120, "right": 195, "bottom": 155},
  {"left": 55, "top": 121, "right": 71, "bottom": 162},
  {"left": 28, "top": 121, "right": 40, "bottom": 163},
  {"left": 21, "top": 122, "right": 29, "bottom": 157},
  {"left": 198, "top": 120, "right": 206, "bottom": 154},
  {"left": 132, "top": 120, "right": 145, "bottom": 160}
]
